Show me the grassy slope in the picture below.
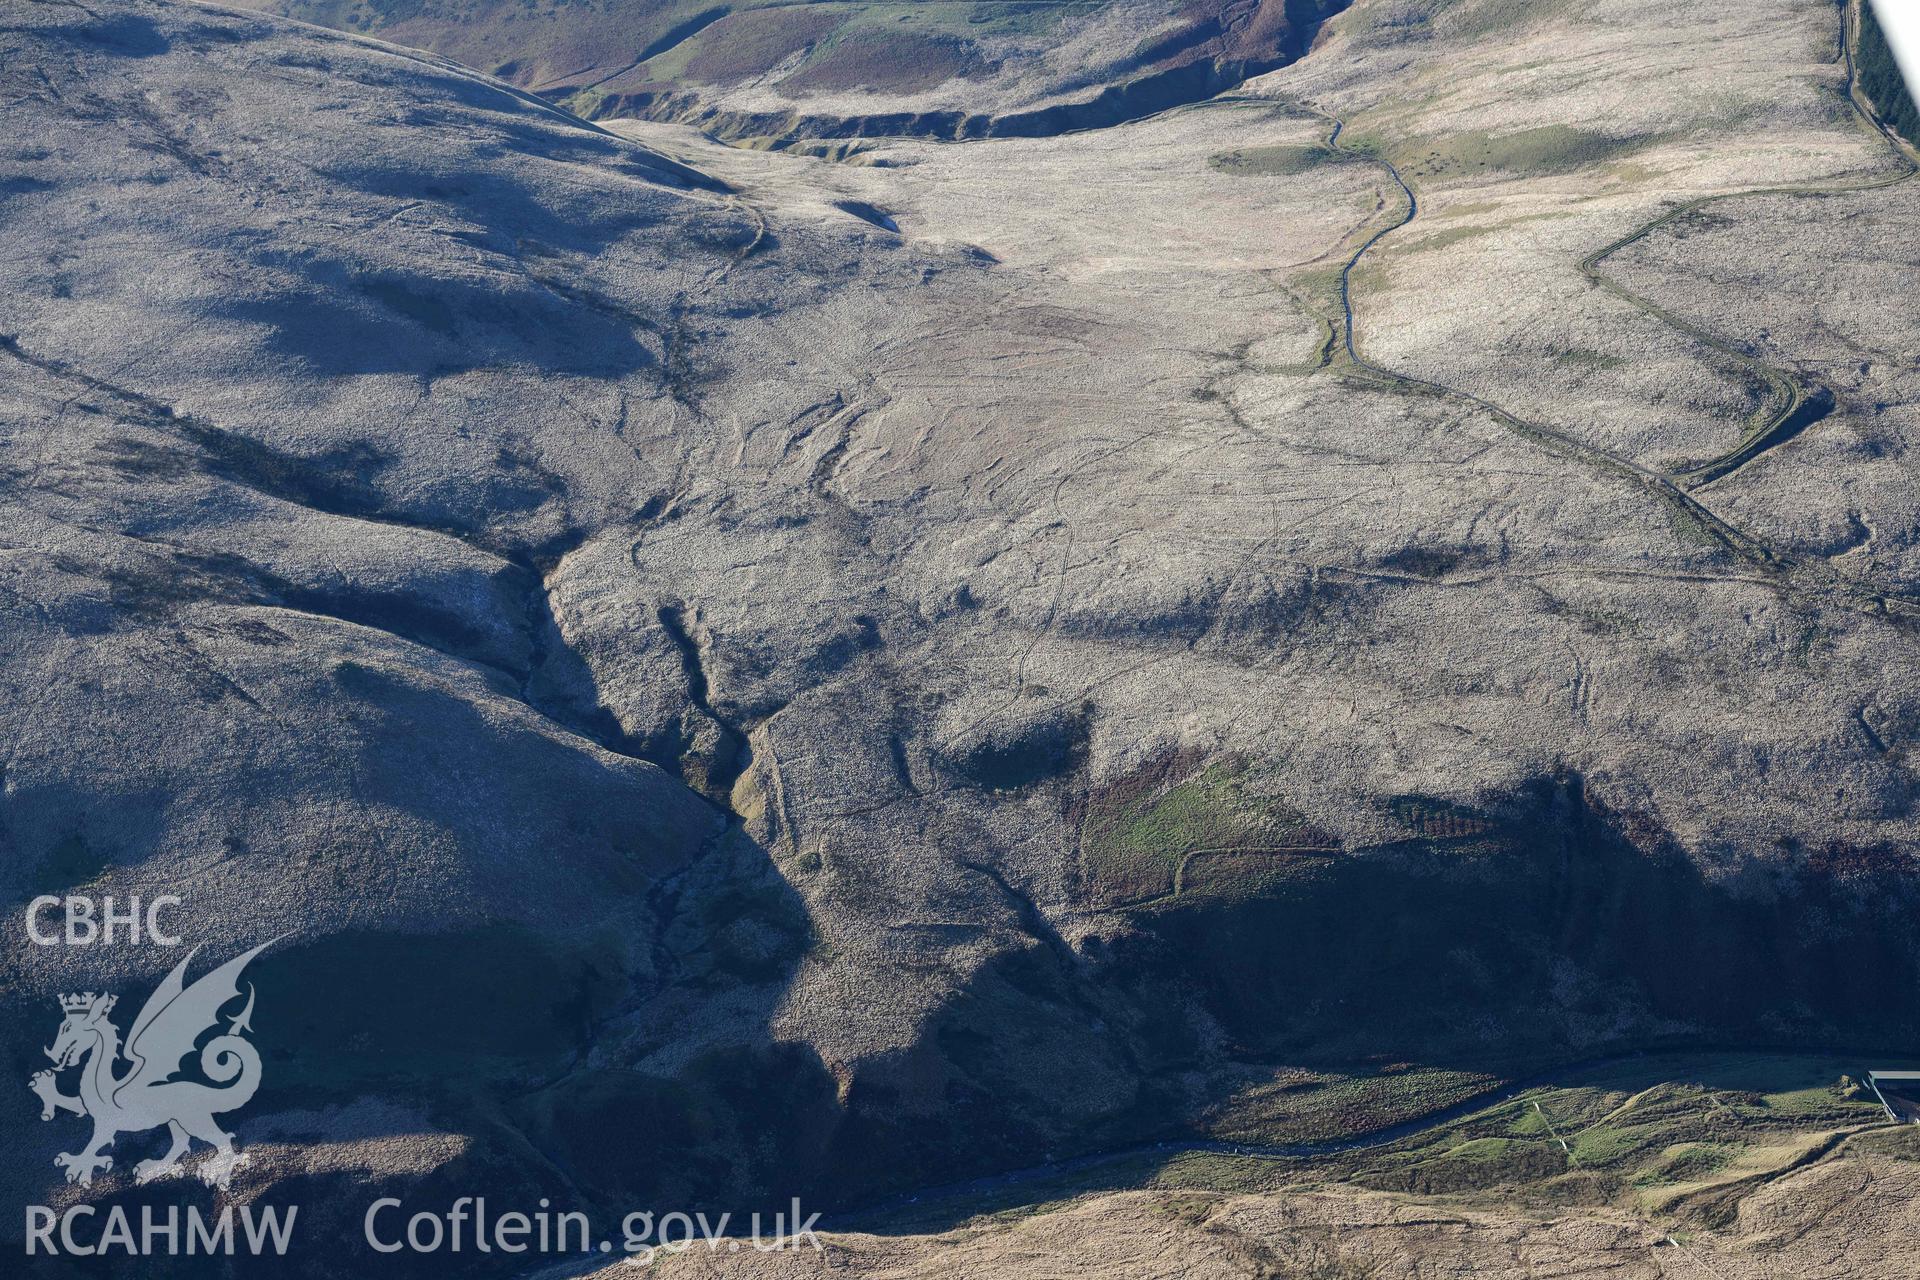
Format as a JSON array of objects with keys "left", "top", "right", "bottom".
[{"left": 847, "top": 1051, "right": 1910, "bottom": 1235}]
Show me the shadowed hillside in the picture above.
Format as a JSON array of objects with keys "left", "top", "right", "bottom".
[
  {"left": 6, "top": 0, "right": 1920, "bottom": 1274},
  {"left": 1862, "top": 0, "right": 1919, "bottom": 141},
  {"left": 232, "top": 0, "right": 1350, "bottom": 135}
]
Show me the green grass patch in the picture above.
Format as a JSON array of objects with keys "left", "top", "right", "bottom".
[
  {"left": 1208, "top": 145, "right": 1343, "bottom": 177},
  {"left": 1322, "top": 1054, "right": 1888, "bottom": 1210},
  {"left": 1569, "top": 1123, "right": 1640, "bottom": 1166},
  {"left": 1555, "top": 347, "right": 1628, "bottom": 371},
  {"left": 849, "top": 1054, "right": 1905, "bottom": 1234},
  {"left": 1632, "top": 1142, "right": 1734, "bottom": 1187},
  {"left": 1205, "top": 1063, "right": 1500, "bottom": 1147},
  {"left": 1357, "top": 1133, "right": 1567, "bottom": 1194},
  {"left": 1079, "top": 754, "right": 1323, "bottom": 904},
  {"left": 1398, "top": 125, "right": 1657, "bottom": 181}
]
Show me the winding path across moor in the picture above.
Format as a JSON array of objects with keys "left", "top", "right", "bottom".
[
  {"left": 820, "top": 0, "right": 1920, "bottom": 1228},
  {"left": 1306, "top": 0, "right": 1920, "bottom": 624}
]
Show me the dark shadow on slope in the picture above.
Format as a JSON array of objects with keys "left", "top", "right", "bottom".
[
  {"left": 46, "top": 13, "right": 172, "bottom": 57},
  {"left": 797, "top": 771, "right": 1920, "bottom": 1224},
  {"left": 1861, "top": 0, "right": 1920, "bottom": 144},
  {"left": 223, "top": 267, "right": 657, "bottom": 379},
  {"left": 0, "top": 664, "right": 830, "bottom": 1279},
  {"left": 1137, "top": 775, "right": 1919, "bottom": 1065},
  {"left": 314, "top": 159, "right": 709, "bottom": 256},
  {"left": 834, "top": 200, "right": 899, "bottom": 233}
]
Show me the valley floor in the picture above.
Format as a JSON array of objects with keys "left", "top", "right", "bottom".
[{"left": 642, "top": 1054, "right": 1920, "bottom": 1278}]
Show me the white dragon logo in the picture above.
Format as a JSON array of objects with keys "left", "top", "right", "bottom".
[{"left": 28, "top": 941, "right": 275, "bottom": 1189}]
